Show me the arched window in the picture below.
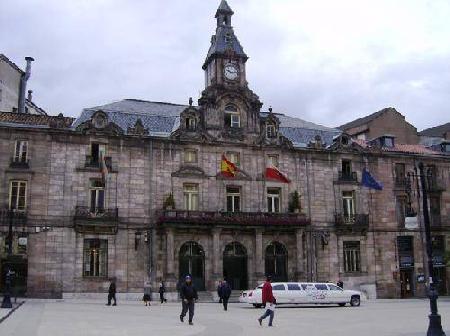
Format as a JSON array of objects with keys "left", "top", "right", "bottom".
[
  {"left": 186, "top": 117, "right": 197, "bottom": 131},
  {"left": 224, "top": 104, "right": 240, "bottom": 128},
  {"left": 179, "top": 241, "right": 205, "bottom": 290},
  {"left": 265, "top": 242, "right": 288, "bottom": 282}
]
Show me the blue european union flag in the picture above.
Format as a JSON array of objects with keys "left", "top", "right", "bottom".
[{"left": 361, "top": 168, "right": 383, "bottom": 190}]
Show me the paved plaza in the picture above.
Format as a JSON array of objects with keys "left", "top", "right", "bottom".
[{"left": 0, "top": 299, "right": 449, "bottom": 336}]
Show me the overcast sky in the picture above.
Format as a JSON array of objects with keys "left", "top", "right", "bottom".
[{"left": 1, "top": 0, "right": 449, "bottom": 130}]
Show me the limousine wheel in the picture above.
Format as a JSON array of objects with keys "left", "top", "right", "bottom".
[
  {"left": 338, "top": 303, "right": 346, "bottom": 307},
  {"left": 350, "top": 295, "right": 361, "bottom": 307}
]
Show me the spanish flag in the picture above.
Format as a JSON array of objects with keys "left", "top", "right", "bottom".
[
  {"left": 266, "top": 165, "right": 290, "bottom": 183},
  {"left": 221, "top": 154, "right": 237, "bottom": 177}
]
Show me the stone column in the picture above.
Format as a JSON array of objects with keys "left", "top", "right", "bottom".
[
  {"left": 296, "top": 229, "right": 304, "bottom": 280},
  {"left": 211, "top": 228, "right": 222, "bottom": 286},
  {"left": 255, "top": 229, "right": 264, "bottom": 280},
  {"left": 166, "top": 228, "right": 176, "bottom": 281}
]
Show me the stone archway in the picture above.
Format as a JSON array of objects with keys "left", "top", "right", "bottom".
[
  {"left": 223, "top": 242, "right": 248, "bottom": 290},
  {"left": 179, "top": 241, "right": 205, "bottom": 290},
  {"left": 265, "top": 241, "right": 288, "bottom": 282}
]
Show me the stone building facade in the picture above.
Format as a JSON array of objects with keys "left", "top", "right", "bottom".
[{"left": 0, "top": 0, "right": 449, "bottom": 299}]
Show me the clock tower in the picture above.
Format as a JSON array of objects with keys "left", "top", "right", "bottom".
[{"left": 199, "top": 0, "right": 263, "bottom": 141}]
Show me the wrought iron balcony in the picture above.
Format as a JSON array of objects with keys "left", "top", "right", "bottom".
[
  {"left": 338, "top": 171, "right": 358, "bottom": 183},
  {"left": 156, "top": 210, "right": 310, "bottom": 227},
  {"left": 334, "top": 213, "right": 369, "bottom": 232},
  {"left": 74, "top": 206, "right": 118, "bottom": 234},
  {"left": 9, "top": 158, "right": 30, "bottom": 169},
  {"left": 0, "top": 209, "right": 27, "bottom": 225}
]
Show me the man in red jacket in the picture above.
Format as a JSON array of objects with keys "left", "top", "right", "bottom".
[{"left": 258, "top": 275, "right": 276, "bottom": 327}]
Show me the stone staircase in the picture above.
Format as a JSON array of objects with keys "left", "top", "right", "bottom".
[{"left": 195, "top": 290, "right": 242, "bottom": 303}]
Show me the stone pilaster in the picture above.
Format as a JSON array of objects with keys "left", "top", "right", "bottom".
[
  {"left": 212, "top": 228, "right": 222, "bottom": 281},
  {"left": 296, "top": 229, "right": 305, "bottom": 280},
  {"left": 255, "top": 229, "right": 264, "bottom": 279}
]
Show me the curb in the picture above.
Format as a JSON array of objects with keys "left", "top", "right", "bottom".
[{"left": 0, "top": 301, "right": 25, "bottom": 324}]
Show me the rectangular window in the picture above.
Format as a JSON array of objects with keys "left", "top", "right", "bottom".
[
  {"left": 9, "top": 181, "right": 27, "bottom": 211},
  {"left": 227, "top": 152, "right": 240, "bottom": 166},
  {"left": 396, "top": 196, "right": 407, "bottom": 227},
  {"left": 430, "top": 196, "right": 441, "bottom": 226},
  {"left": 186, "top": 117, "right": 197, "bottom": 131},
  {"left": 183, "top": 183, "right": 199, "bottom": 211},
  {"left": 341, "top": 160, "right": 352, "bottom": 177},
  {"left": 266, "top": 124, "right": 276, "bottom": 138},
  {"left": 226, "top": 186, "right": 241, "bottom": 212},
  {"left": 91, "top": 143, "right": 100, "bottom": 164},
  {"left": 394, "top": 163, "right": 406, "bottom": 185},
  {"left": 397, "top": 236, "right": 414, "bottom": 268},
  {"left": 89, "top": 179, "right": 105, "bottom": 213},
  {"left": 14, "top": 140, "right": 28, "bottom": 163},
  {"left": 184, "top": 149, "right": 198, "bottom": 163},
  {"left": 342, "top": 191, "right": 355, "bottom": 222},
  {"left": 83, "top": 239, "right": 108, "bottom": 277},
  {"left": 267, "top": 154, "right": 279, "bottom": 168},
  {"left": 267, "top": 188, "right": 281, "bottom": 213},
  {"left": 343, "top": 241, "right": 361, "bottom": 273}
]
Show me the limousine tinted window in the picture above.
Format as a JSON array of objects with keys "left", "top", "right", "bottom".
[
  {"left": 287, "top": 283, "right": 301, "bottom": 291},
  {"left": 315, "top": 284, "right": 328, "bottom": 290},
  {"left": 301, "top": 284, "right": 315, "bottom": 290},
  {"left": 272, "top": 284, "right": 285, "bottom": 291},
  {"left": 328, "top": 284, "right": 343, "bottom": 291}
]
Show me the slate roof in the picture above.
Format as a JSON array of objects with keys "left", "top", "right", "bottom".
[
  {"left": 0, "top": 112, "right": 74, "bottom": 128},
  {"left": 338, "top": 107, "right": 395, "bottom": 131},
  {"left": 419, "top": 122, "right": 450, "bottom": 137},
  {"left": 74, "top": 99, "right": 341, "bottom": 147}
]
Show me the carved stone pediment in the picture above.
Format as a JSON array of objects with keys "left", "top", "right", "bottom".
[
  {"left": 127, "top": 118, "right": 148, "bottom": 136},
  {"left": 172, "top": 165, "right": 207, "bottom": 178},
  {"left": 76, "top": 110, "right": 124, "bottom": 136}
]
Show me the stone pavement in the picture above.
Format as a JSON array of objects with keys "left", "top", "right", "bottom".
[{"left": 0, "top": 299, "right": 449, "bottom": 336}]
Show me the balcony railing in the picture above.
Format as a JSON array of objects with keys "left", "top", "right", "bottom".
[
  {"left": 0, "top": 209, "right": 27, "bottom": 225},
  {"left": 338, "top": 171, "right": 357, "bottom": 182},
  {"left": 334, "top": 213, "right": 369, "bottom": 229},
  {"left": 74, "top": 206, "right": 119, "bottom": 234},
  {"left": 9, "top": 158, "right": 30, "bottom": 169},
  {"left": 157, "top": 210, "right": 310, "bottom": 227}
]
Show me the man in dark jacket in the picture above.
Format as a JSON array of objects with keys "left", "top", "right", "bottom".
[
  {"left": 217, "top": 280, "right": 223, "bottom": 303},
  {"left": 220, "top": 280, "right": 232, "bottom": 311},
  {"left": 106, "top": 279, "right": 117, "bottom": 306},
  {"left": 258, "top": 275, "right": 275, "bottom": 327},
  {"left": 159, "top": 282, "right": 167, "bottom": 303},
  {"left": 179, "top": 275, "right": 198, "bottom": 325}
]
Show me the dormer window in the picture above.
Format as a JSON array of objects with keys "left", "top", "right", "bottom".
[
  {"left": 186, "top": 117, "right": 197, "bottom": 131},
  {"left": 224, "top": 104, "right": 240, "bottom": 128},
  {"left": 266, "top": 124, "right": 277, "bottom": 138},
  {"left": 380, "top": 136, "right": 395, "bottom": 148}
]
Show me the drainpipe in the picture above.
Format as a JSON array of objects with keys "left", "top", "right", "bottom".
[{"left": 18, "top": 57, "right": 34, "bottom": 113}]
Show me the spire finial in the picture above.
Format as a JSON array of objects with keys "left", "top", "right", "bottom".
[
  {"left": 189, "top": 97, "right": 193, "bottom": 106},
  {"left": 268, "top": 106, "right": 273, "bottom": 114}
]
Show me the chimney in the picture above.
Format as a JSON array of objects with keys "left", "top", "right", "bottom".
[
  {"left": 27, "top": 90, "right": 33, "bottom": 102},
  {"left": 18, "top": 56, "right": 34, "bottom": 113}
]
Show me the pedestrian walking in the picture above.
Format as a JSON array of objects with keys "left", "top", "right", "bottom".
[
  {"left": 179, "top": 275, "right": 198, "bottom": 325},
  {"left": 257, "top": 275, "right": 276, "bottom": 327},
  {"left": 221, "top": 280, "right": 232, "bottom": 311},
  {"left": 106, "top": 279, "right": 117, "bottom": 306},
  {"left": 337, "top": 279, "right": 344, "bottom": 289},
  {"left": 217, "top": 280, "right": 223, "bottom": 303},
  {"left": 143, "top": 293, "right": 151, "bottom": 306},
  {"left": 159, "top": 282, "right": 167, "bottom": 303}
]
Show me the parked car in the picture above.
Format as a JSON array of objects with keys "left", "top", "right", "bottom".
[{"left": 239, "top": 282, "right": 361, "bottom": 307}]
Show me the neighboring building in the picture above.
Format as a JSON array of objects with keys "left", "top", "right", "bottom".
[
  {"left": 338, "top": 107, "right": 419, "bottom": 144},
  {"left": 0, "top": 54, "right": 46, "bottom": 115},
  {"left": 419, "top": 122, "right": 450, "bottom": 154},
  {"left": 0, "top": 1, "right": 448, "bottom": 300}
]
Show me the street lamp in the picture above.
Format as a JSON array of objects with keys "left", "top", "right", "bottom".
[
  {"left": 1, "top": 209, "right": 14, "bottom": 309},
  {"left": 417, "top": 162, "right": 445, "bottom": 336}
]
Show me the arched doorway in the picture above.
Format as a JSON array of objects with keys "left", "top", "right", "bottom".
[
  {"left": 179, "top": 242, "right": 205, "bottom": 290},
  {"left": 223, "top": 242, "right": 248, "bottom": 290},
  {"left": 265, "top": 242, "right": 288, "bottom": 282}
]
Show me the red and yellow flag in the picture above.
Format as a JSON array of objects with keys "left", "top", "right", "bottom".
[
  {"left": 266, "top": 165, "right": 290, "bottom": 183},
  {"left": 221, "top": 154, "right": 237, "bottom": 177}
]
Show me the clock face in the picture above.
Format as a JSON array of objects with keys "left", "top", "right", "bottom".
[{"left": 224, "top": 63, "right": 239, "bottom": 81}]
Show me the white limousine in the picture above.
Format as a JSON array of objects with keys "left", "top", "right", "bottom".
[{"left": 239, "top": 282, "right": 362, "bottom": 307}]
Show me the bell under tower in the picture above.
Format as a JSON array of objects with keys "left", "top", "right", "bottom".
[{"left": 199, "top": 0, "right": 263, "bottom": 143}]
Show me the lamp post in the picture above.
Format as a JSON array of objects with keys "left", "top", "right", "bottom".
[
  {"left": 417, "top": 162, "right": 445, "bottom": 336},
  {"left": 1, "top": 209, "right": 14, "bottom": 309}
]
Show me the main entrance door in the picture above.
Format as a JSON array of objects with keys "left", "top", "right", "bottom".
[
  {"left": 179, "top": 242, "right": 205, "bottom": 290},
  {"left": 223, "top": 242, "right": 248, "bottom": 290},
  {"left": 400, "top": 269, "right": 414, "bottom": 298}
]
